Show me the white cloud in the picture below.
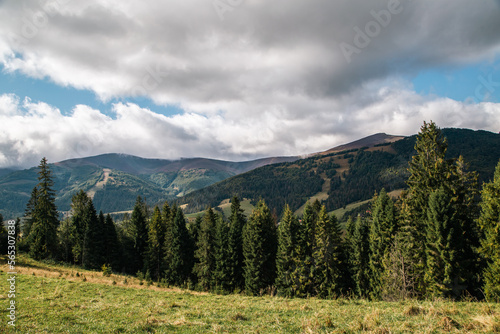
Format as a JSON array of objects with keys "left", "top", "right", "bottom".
[
  {"left": 1, "top": 90, "right": 499, "bottom": 168},
  {"left": 0, "top": 1, "right": 500, "bottom": 167}
]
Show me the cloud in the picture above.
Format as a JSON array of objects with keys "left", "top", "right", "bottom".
[
  {"left": 1, "top": 0, "right": 500, "bottom": 106},
  {"left": 0, "top": 1, "right": 500, "bottom": 167},
  {"left": 1, "top": 90, "right": 499, "bottom": 168}
]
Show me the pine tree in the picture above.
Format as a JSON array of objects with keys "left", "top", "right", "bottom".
[
  {"left": 164, "top": 207, "right": 193, "bottom": 286},
  {"left": 243, "top": 200, "right": 277, "bottom": 296},
  {"left": 69, "top": 190, "right": 92, "bottom": 264},
  {"left": 27, "top": 158, "right": 59, "bottom": 260},
  {"left": 193, "top": 207, "right": 217, "bottom": 290},
  {"left": 146, "top": 206, "right": 166, "bottom": 281},
  {"left": 401, "top": 121, "right": 451, "bottom": 296},
  {"left": 82, "top": 205, "right": 104, "bottom": 269},
  {"left": 131, "top": 196, "right": 148, "bottom": 273},
  {"left": 226, "top": 197, "right": 246, "bottom": 291},
  {"left": 103, "top": 214, "right": 121, "bottom": 270},
  {"left": 478, "top": 160, "right": 500, "bottom": 301},
  {"left": 313, "top": 205, "right": 347, "bottom": 298},
  {"left": 350, "top": 215, "right": 370, "bottom": 298},
  {"left": 275, "top": 205, "right": 299, "bottom": 297},
  {"left": 214, "top": 215, "right": 230, "bottom": 291},
  {"left": 368, "top": 189, "right": 398, "bottom": 300},
  {"left": 292, "top": 202, "right": 318, "bottom": 297},
  {"left": 424, "top": 187, "right": 456, "bottom": 297},
  {"left": 22, "top": 186, "right": 39, "bottom": 243}
]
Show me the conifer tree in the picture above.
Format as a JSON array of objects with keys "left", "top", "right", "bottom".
[
  {"left": 82, "top": 204, "right": 104, "bottom": 269},
  {"left": 368, "top": 189, "right": 398, "bottom": 300},
  {"left": 164, "top": 207, "right": 193, "bottom": 286},
  {"left": 401, "top": 121, "right": 451, "bottom": 295},
  {"left": 214, "top": 215, "right": 230, "bottom": 291},
  {"left": 27, "top": 158, "right": 59, "bottom": 260},
  {"left": 313, "top": 205, "right": 347, "bottom": 298},
  {"left": 424, "top": 187, "right": 456, "bottom": 297},
  {"left": 22, "top": 186, "right": 39, "bottom": 243},
  {"left": 243, "top": 200, "right": 277, "bottom": 296},
  {"left": 292, "top": 202, "right": 317, "bottom": 297},
  {"left": 478, "top": 160, "right": 500, "bottom": 301},
  {"left": 131, "top": 196, "right": 148, "bottom": 273},
  {"left": 193, "top": 207, "right": 217, "bottom": 290},
  {"left": 275, "top": 205, "right": 299, "bottom": 297},
  {"left": 350, "top": 215, "right": 370, "bottom": 297},
  {"left": 146, "top": 206, "right": 165, "bottom": 280},
  {"left": 103, "top": 214, "right": 121, "bottom": 270},
  {"left": 69, "top": 190, "right": 92, "bottom": 264},
  {"left": 226, "top": 197, "right": 246, "bottom": 291}
]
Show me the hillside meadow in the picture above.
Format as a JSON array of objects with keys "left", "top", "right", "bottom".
[{"left": 1, "top": 255, "right": 499, "bottom": 333}]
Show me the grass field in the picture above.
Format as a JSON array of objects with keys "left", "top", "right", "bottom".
[{"left": 1, "top": 255, "right": 499, "bottom": 333}]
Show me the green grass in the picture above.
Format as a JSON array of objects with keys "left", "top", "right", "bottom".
[
  {"left": 1, "top": 255, "right": 500, "bottom": 333},
  {"left": 185, "top": 198, "right": 255, "bottom": 220}
]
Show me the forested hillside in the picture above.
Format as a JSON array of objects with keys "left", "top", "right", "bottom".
[
  {"left": 0, "top": 154, "right": 298, "bottom": 219},
  {"left": 179, "top": 128, "right": 500, "bottom": 216}
]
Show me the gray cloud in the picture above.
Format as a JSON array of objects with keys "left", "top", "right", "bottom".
[{"left": 0, "top": 1, "right": 499, "bottom": 167}]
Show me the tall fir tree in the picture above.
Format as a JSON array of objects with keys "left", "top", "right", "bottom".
[
  {"left": 400, "top": 121, "right": 452, "bottom": 296},
  {"left": 69, "top": 190, "right": 92, "bottom": 264},
  {"left": 214, "top": 215, "right": 230, "bottom": 291},
  {"left": 27, "top": 158, "right": 59, "bottom": 260},
  {"left": 103, "top": 214, "right": 121, "bottom": 270},
  {"left": 275, "top": 205, "right": 299, "bottom": 297},
  {"left": 22, "top": 186, "right": 39, "bottom": 246},
  {"left": 193, "top": 207, "right": 217, "bottom": 290},
  {"left": 243, "top": 200, "right": 277, "bottom": 296},
  {"left": 368, "top": 189, "right": 398, "bottom": 300},
  {"left": 350, "top": 215, "right": 371, "bottom": 298},
  {"left": 313, "top": 205, "right": 347, "bottom": 298},
  {"left": 164, "top": 207, "right": 193, "bottom": 286},
  {"left": 146, "top": 206, "right": 166, "bottom": 280},
  {"left": 292, "top": 202, "right": 318, "bottom": 297},
  {"left": 81, "top": 205, "right": 104, "bottom": 269},
  {"left": 131, "top": 196, "right": 148, "bottom": 273},
  {"left": 478, "top": 160, "right": 500, "bottom": 301},
  {"left": 424, "top": 187, "right": 457, "bottom": 298},
  {"left": 226, "top": 197, "right": 246, "bottom": 291}
]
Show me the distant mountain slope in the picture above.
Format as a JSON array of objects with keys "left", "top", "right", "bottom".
[
  {"left": 0, "top": 154, "right": 298, "bottom": 219},
  {"left": 178, "top": 128, "right": 500, "bottom": 216},
  {"left": 318, "top": 133, "right": 405, "bottom": 155}
]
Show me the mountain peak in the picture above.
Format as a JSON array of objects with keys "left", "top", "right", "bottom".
[{"left": 319, "top": 133, "right": 405, "bottom": 155}]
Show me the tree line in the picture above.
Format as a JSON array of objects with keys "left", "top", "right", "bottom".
[{"left": 4, "top": 121, "right": 500, "bottom": 301}]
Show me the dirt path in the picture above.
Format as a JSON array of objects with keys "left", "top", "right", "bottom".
[{"left": 87, "top": 168, "right": 111, "bottom": 199}]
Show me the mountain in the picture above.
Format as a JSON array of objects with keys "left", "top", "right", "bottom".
[
  {"left": 0, "top": 154, "right": 298, "bottom": 219},
  {"left": 177, "top": 128, "right": 500, "bottom": 217}
]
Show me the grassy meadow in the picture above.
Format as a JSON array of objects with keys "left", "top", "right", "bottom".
[{"left": 1, "top": 255, "right": 499, "bottom": 333}]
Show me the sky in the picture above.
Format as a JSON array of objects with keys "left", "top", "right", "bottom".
[{"left": 0, "top": 0, "right": 500, "bottom": 169}]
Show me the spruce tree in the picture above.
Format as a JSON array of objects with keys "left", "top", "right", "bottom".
[
  {"left": 313, "top": 205, "right": 347, "bottom": 298},
  {"left": 401, "top": 121, "right": 451, "bottom": 296},
  {"left": 69, "top": 190, "right": 92, "bottom": 264},
  {"left": 350, "top": 215, "right": 370, "bottom": 298},
  {"left": 226, "top": 197, "right": 246, "bottom": 291},
  {"left": 164, "top": 207, "right": 193, "bottom": 286},
  {"left": 478, "top": 160, "right": 500, "bottom": 301},
  {"left": 131, "top": 196, "right": 148, "bottom": 273},
  {"left": 243, "top": 200, "right": 277, "bottom": 296},
  {"left": 146, "top": 206, "right": 166, "bottom": 280},
  {"left": 214, "top": 215, "right": 230, "bottom": 291},
  {"left": 82, "top": 205, "right": 105, "bottom": 269},
  {"left": 424, "top": 187, "right": 456, "bottom": 297},
  {"left": 275, "top": 205, "right": 299, "bottom": 297},
  {"left": 193, "top": 207, "right": 217, "bottom": 290},
  {"left": 368, "top": 189, "right": 398, "bottom": 300},
  {"left": 27, "top": 158, "right": 59, "bottom": 260},
  {"left": 103, "top": 214, "right": 121, "bottom": 270},
  {"left": 22, "top": 186, "right": 39, "bottom": 244},
  {"left": 292, "top": 202, "right": 317, "bottom": 297}
]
